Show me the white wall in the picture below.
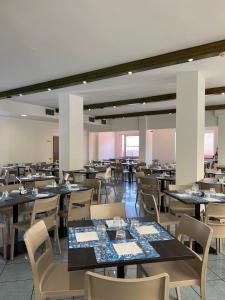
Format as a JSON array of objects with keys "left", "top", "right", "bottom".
[
  {"left": 152, "top": 129, "right": 176, "bottom": 163},
  {"left": 98, "top": 132, "right": 116, "bottom": 160},
  {"left": 0, "top": 116, "right": 58, "bottom": 164}
]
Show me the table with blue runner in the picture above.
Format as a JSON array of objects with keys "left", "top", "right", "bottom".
[{"left": 68, "top": 218, "right": 174, "bottom": 264}]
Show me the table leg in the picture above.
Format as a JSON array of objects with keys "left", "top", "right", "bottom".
[
  {"left": 117, "top": 266, "right": 125, "bottom": 278},
  {"left": 160, "top": 179, "right": 166, "bottom": 212},
  {"left": 13, "top": 204, "right": 19, "bottom": 244},
  {"left": 59, "top": 195, "right": 66, "bottom": 238}
]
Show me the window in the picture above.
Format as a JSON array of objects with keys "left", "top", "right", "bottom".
[
  {"left": 204, "top": 132, "right": 214, "bottom": 157},
  {"left": 126, "top": 135, "right": 139, "bottom": 157}
]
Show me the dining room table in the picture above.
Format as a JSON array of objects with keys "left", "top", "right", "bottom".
[
  {"left": 68, "top": 216, "right": 194, "bottom": 278},
  {"left": 164, "top": 188, "right": 225, "bottom": 253},
  {"left": 149, "top": 167, "right": 176, "bottom": 176},
  {"left": 0, "top": 183, "right": 90, "bottom": 259},
  {"left": 72, "top": 169, "right": 99, "bottom": 179}
]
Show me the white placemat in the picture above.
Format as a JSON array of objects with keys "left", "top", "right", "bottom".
[
  {"left": 106, "top": 219, "right": 127, "bottom": 228},
  {"left": 75, "top": 231, "right": 99, "bottom": 242},
  {"left": 216, "top": 193, "right": 225, "bottom": 197},
  {"left": 10, "top": 190, "right": 20, "bottom": 193},
  {"left": 113, "top": 242, "right": 143, "bottom": 256},
  {"left": 36, "top": 193, "right": 49, "bottom": 198},
  {"left": 136, "top": 225, "right": 159, "bottom": 235}
]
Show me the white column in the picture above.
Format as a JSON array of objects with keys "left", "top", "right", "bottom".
[
  {"left": 139, "top": 116, "right": 152, "bottom": 164},
  {"left": 176, "top": 71, "right": 205, "bottom": 185},
  {"left": 59, "top": 94, "right": 83, "bottom": 173},
  {"left": 217, "top": 111, "right": 225, "bottom": 166}
]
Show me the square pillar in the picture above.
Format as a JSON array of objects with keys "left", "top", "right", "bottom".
[
  {"left": 139, "top": 116, "right": 152, "bottom": 164},
  {"left": 217, "top": 111, "right": 225, "bottom": 166},
  {"left": 176, "top": 71, "right": 205, "bottom": 184},
  {"left": 59, "top": 94, "right": 83, "bottom": 173}
]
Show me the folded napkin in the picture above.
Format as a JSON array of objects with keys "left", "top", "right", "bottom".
[
  {"left": 136, "top": 225, "right": 159, "bottom": 235},
  {"left": 113, "top": 242, "right": 143, "bottom": 256},
  {"left": 75, "top": 231, "right": 99, "bottom": 243},
  {"left": 206, "top": 198, "right": 221, "bottom": 202},
  {"left": 70, "top": 184, "right": 78, "bottom": 187},
  {"left": 36, "top": 193, "right": 49, "bottom": 198},
  {"left": 106, "top": 219, "right": 127, "bottom": 228},
  {"left": 10, "top": 190, "right": 20, "bottom": 193},
  {"left": 216, "top": 193, "right": 225, "bottom": 197}
]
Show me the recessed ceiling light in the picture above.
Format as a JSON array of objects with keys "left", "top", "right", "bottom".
[
  {"left": 83, "top": 81, "right": 87, "bottom": 85},
  {"left": 142, "top": 102, "right": 146, "bottom": 105},
  {"left": 88, "top": 108, "right": 91, "bottom": 111},
  {"left": 20, "top": 114, "right": 27, "bottom": 117},
  {"left": 19, "top": 94, "right": 23, "bottom": 97},
  {"left": 221, "top": 92, "right": 225, "bottom": 95},
  {"left": 113, "top": 106, "right": 117, "bottom": 109},
  {"left": 169, "top": 113, "right": 172, "bottom": 115},
  {"left": 47, "top": 88, "right": 52, "bottom": 91},
  {"left": 128, "top": 71, "right": 133, "bottom": 75},
  {"left": 188, "top": 58, "right": 194, "bottom": 62}
]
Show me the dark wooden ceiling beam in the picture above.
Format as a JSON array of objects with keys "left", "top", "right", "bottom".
[
  {"left": 1, "top": 39, "right": 225, "bottom": 99},
  {"left": 84, "top": 85, "right": 225, "bottom": 110},
  {"left": 95, "top": 104, "right": 225, "bottom": 119}
]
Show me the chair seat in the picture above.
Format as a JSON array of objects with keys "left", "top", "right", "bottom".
[
  {"left": 140, "top": 258, "right": 200, "bottom": 288},
  {"left": 159, "top": 213, "right": 180, "bottom": 226},
  {"left": 0, "top": 207, "right": 12, "bottom": 217},
  {"left": 13, "top": 220, "right": 30, "bottom": 231},
  {"left": 41, "top": 263, "right": 85, "bottom": 298},
  {"left": 170, "top": 201, "right": 195, "bottom": 216}
]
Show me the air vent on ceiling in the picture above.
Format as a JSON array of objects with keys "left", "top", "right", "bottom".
[
  {"left": 55, "top": 108, "right": 59, "bottom": 113},
  {"left": 89, "top": 117, "right": 95, "bottom": 123},
  {"left": 45, "top": 108, "right": 55, "bottom": 116},
  {"left": 101, "top": 119, "right": 107, "bottom": 125}
]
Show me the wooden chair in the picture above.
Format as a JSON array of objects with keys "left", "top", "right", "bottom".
[
  {"left": 90, "top": 202, "right": 126, "bottom": 220},
  {"left": 68, "top": 189, "right": 93, "bottom": 222},
  {"left": 140, "top": 177, "right": 163, "bottom": 211},
  {"left": 141, "top": 191, "right": 179, "bottom": 230},
  {"left": 198, "top": 182, "right": 223, "bottom": 193},
  {"left": 96, "top": 167, "right": 116, "bottom": 202},
  {"left": 83, "top": 179, "right": 101, "bottom": 204},
  {"left": 168, "top": 185, "right": 195, "bottom": 217},
  {"left": 24, "top": 220, "right": 85, "bottom": 300},
  {"left": 138, "top": 214, "right": 213, "bottom": 300},
  {"left": 205, "top": 203, "right": 225, "bottom": 254},
  {"left": 11, "top": 195, "right": 61, "bottom": 260},
  {"left": 85, "top": 271, "right": 169, "bottom": 300},
  {"left": 135, "top": 171, "right": 145, "bottom": 207}
]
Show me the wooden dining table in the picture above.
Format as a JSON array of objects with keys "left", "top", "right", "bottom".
[
  {"left": 68, "top": 217, "right": 194, "bottom": 278},
  {"left": 0, "top": 183, "right": 89, "bottom": 259}
]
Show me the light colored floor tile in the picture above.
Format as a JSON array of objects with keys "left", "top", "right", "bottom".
[
  {"left": 193, "top": 280, "right": 225, "bottom": 299},
  {"left": 208, "top": 259, "right": 225, "bottom": 279},
  {"left": 169, "top": 286, "right": 200, "bottom": 300},
  {"left": 0, "top": 262, "right": 32, "bottom": 282},
  {"left": 0, "top": 279, "right": 33, "bottom": 300}
]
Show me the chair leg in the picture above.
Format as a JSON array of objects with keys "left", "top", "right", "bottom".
[
  {"left": 135, "top": 192, "right": 139, "bottom": 207},
  {"left": 54, "top": 227, "right": 61, "bottom": 255},
  {"left": 200, "top": 282, "right": 206, "bottom": 300},
  {"left": 175, "top": 287, "right": 181, "bottom": 300},
  {"left": 10, "top": 226, "right": 15, "bottom": 261},
  {"left": 2, "top": 227, "right": 7, "bottom": 260},
  {"left": 216, "top": 238, "right": 220, "bottom": 254}
]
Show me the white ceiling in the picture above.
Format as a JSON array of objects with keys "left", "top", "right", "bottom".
[{"left": 1, "top": 0, "right": 225, "bottom": 117}]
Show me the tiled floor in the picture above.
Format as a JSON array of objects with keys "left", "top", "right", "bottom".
[{"left": 1, "top": 182, "right": 225, "bottom": 299}]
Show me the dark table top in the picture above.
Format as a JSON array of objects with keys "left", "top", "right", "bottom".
[
  {"left": 0, "top": 183, "right": 89, "bottom": 209},
  {"left": 198, "top": 178, "right": 225, "bottom": 185},
  {"left": 19, "top": 175, "right": 58, "bottom": 182},
  {"left": 72, "top": 170, "right": 99, "bottom": 174},
  {"left": 68, "top": 217, "right": 194, "bottom": 272},
  {"left": 165, "top": 190, "right": 225, "bottom": 205}
]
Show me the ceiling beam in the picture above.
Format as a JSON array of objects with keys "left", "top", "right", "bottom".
[
  {"left": 94, "top": 104, "right": 225, "bottom": 119},
  {"left": 1, "top": 39, "right": 225, "bottom": 99},
  {"left": 84, "top": 85, "right": 225, "bottom": 110}
]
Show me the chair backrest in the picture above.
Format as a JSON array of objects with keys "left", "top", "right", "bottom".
[
  {"left": 68, "top": 189, "right": 93, "bottom": 221},
  {"left": 168, "top": 184, "right": 192, "bottom": 191},
  {"left": 176, "top": 215, "right": 213, "bottom": 283},
  {"left": 83, "top": 179, "right": 101, "bottom": 204},
  {"left": 31, "top": 195, "right": 59, "bottom": 230},
  {"left": 34, "top": 179, "right": 54, "bottom": 188},
  {"left": 205, "top": 203, "right": 225, "bottom": 238},
  {"left": 90, "top": 202, "right": 126, "bottom": 219},
  {"left": 140, "top": 177, "right": 160, "bottom": 190},
  {"left": 135, "top": 171, "right": 145, "bottom": 179},
  {"left": 85, "top": 271, "right": 169, "bottom": 300},
  {"left": 24, "top": 220, "right": 53, "bottom": 300},
  {"left": 0, "top": 183, "right": 21, "bottom": 192},
  {"left": 198, "top": 182, "right": 223, "bottom": 193},
  {"left": 105, "top": 167, "right": 111, "bottom": 179},
  {"left": 141, "top": 191, "right": 160, "bottom": 222}
]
